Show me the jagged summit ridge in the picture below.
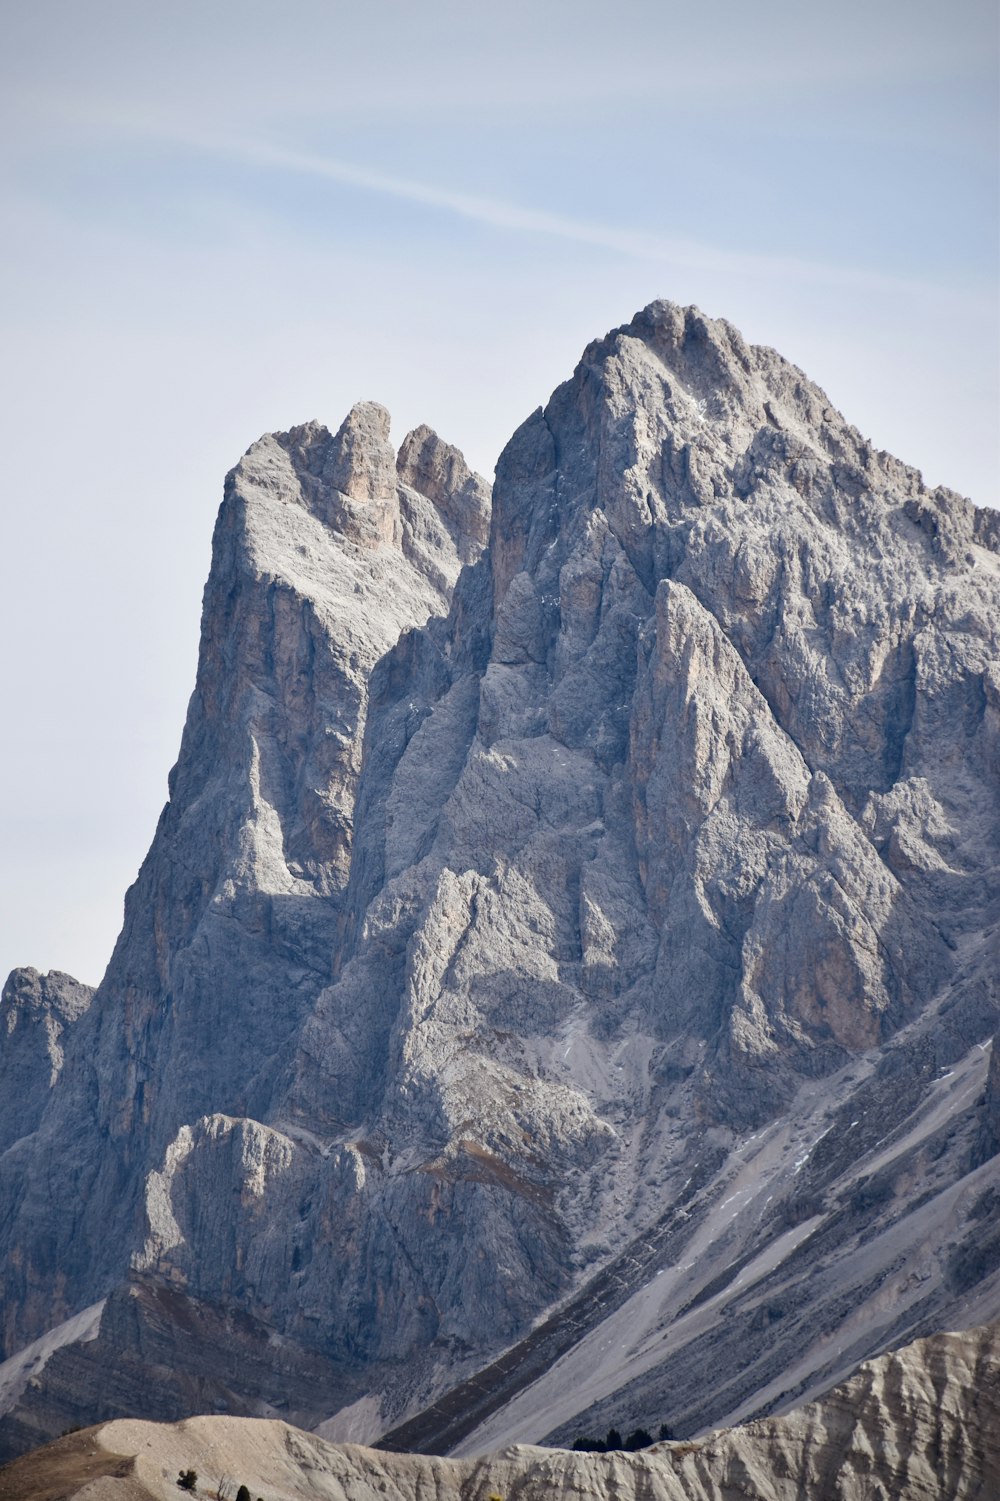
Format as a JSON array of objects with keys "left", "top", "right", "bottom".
[
  {"left": 232, "top": 399, "right": 490, "bottom": 562},
  {"left": 0, "top": 300, "right": 997, "bottom": 1458}
]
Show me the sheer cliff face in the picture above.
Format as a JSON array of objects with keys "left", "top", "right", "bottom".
[
  {"left": 96, "top": 402, "right": 490, "bottom": 1146},
  {"left": 1, "top": 302, "right": 998, "bottom": 1452},
  {"left": 0, "top": 402, "right": 491, "bottom": 1359}
]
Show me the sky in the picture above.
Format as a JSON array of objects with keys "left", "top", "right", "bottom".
[{"left": 1, "top": 0, "right": 997, "bottom": 988}]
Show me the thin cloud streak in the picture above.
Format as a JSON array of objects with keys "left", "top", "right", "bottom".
[
  {"left": 175, "top": 131, "right": 994, "bottom": 305},
  {"left": 202, "top": 133, "right": 996, "bottom": 303},
  {"left": 65, "top": 107, "right": 991, "bottom": 308}
]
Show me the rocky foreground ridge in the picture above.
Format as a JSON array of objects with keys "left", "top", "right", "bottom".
[
  {"left": 1, "top": 301, "right": 998, "bottom": 1458},
  {"left": 1, "top": 1325, "right": 996, "bottom": 1500}
]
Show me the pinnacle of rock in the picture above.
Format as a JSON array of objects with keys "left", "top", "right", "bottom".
[
  {"left": 323, "top": 399, "right": 396, "bottom": 501},
  {"left": 397, "top": 424, "right": 492, "bottom": 563}
]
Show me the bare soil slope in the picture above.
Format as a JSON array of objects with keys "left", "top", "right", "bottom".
[{"left": 2, "top": 1325, "right": 995, "bottom": 1501}]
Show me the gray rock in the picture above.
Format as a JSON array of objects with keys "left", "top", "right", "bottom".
[
  {"left": 0, "top": 406, "right": 490, "bottom": 1371},
  {"left": 974, "top": 1034, "right": 1000, "bottom": 1168},
  {"left": 1, "top": 300, "right": 998, "bottom": 1458},
  {"left": 0, "top": 970, "right": 92, "bottom": 1155}
]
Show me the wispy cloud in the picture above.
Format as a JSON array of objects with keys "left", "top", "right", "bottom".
[
  {"left": 60, "top": 106, "right": 987, "bottom": 307},
  {"left": 179, "top": 131, "right": 984, "bottom": 302}
]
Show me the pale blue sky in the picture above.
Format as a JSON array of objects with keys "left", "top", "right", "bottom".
[{"left": 1, "top": 0, "right": 997, "bottom": 986}]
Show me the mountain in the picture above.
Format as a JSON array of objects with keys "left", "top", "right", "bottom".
[
  {"left": 1, "top": 1325, "right": 996, "bottom": 1500},
  {"left": 1, "top": 300, "right": 998, "bottom": 1460}
]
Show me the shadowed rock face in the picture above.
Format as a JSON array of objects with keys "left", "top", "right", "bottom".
[
  {"left": 1, "top": 1325, "right": 996, "bottom": 1501},
  {"left": 973, "top": 1031, "right": 1000, "bottom": 1168},
  {"left": 0, "top": 970, "right": 93, "bottom": 1156},
  {"left": 0, "top": 301, "right": 998, "bottom": 1457}
]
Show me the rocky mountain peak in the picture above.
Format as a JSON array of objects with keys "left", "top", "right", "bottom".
[
  {"left": 492, "top": 299, "right": 997, "bottom": 627},
  {"left": 322, "top": 399, "right": 396, "bottom": 502},
  {"left": 0, "top": 300, "right": 997, "bottom": 1465},
  {"left": 230, "top": 404, "right": 492, "bottom": 569},
  {"left": 0, "top": 967, "right": 93, "bottom": 1160},
  {"left": 1, "top": 967, "right": 92, "bottom": 1027},
  {"left": 397, "top": 424, "right": 492, "bottom": 564}
]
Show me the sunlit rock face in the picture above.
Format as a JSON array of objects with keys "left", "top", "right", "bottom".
[{"left": 1, "top": 301, "right": 998, "bottom": 1459}]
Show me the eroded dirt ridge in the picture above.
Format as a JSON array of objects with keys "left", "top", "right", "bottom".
[{"left": 0, "top": 1326, "right": 996, "bottom": 1501}]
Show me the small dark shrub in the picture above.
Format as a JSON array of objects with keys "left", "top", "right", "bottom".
[
  {"left": 624, "top": 1428, "right": 653, "bottom": 1450},
  {"left": 177, "top": 1472, "right": 197, "bottom": 1493},
  {"left": 236, "top": 1487, "right": 251, "bottom": 1501},
  {"left": 605, "top": 1427, "right": 622, "bottom": 1450}
]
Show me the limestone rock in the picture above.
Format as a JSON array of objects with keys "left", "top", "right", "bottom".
[
  {"left": 0, "top": 968, "right": 93, "bottom": 1351},
  {"left": 397, "top": 424, "right": 492, "bottom": 564},
  {"left": 0, "top": 969, "right": 92, "bottom": 1156},
  {"left": 0, "top": 1279, "right": 355, "bottom": 1467},
  {"left": 1, "top": 301, "right": 998, "bottom": 1459},
  {"left": 974, "top": 1035, "right": 1000, "bottom": 1168},
  {"left": 322, "top": 400, "right": 397, "bottom": 502},
  {"left": 0, "top": 405, "right": 490, "bottom": 1367}
]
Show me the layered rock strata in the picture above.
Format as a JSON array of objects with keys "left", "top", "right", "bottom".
[{"left": 1, "top": 1325, "right": 996, "bottom": 1501}]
